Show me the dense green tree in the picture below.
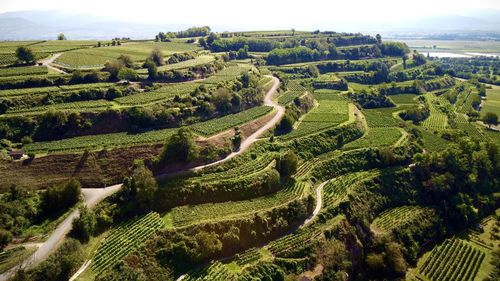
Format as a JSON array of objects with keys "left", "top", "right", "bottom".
[
  {"left": 104, "top": 60, "right": 123, "bottom": 80},
  {"left": 278, "top": 150, "right": 298, "bottom": 178},
  {"left": 15, "top": 46, "right": 35, "bottom": 64},
  {"left": 143, "top": 59, "right": 158, "bottom": 80},
  {"left": 307, "top": 64, "right": 320, "bottom": 78},
  {"left": 129, "top": 163, "right": 158, "bottom": 211},
  {"left": 117, "top": 55, "right": 134, "bottom": 68},
  {"left": 0, "top": 228, "right": 12, "bottom": 250},
  {"left": 231, "top": 127, "right": 242, "bottom": 151},
  {"left": 29, "top": 239, "right": 84, "bottom": 281},
  {"left": 150, "top": 48, "right": 164, "bottom": 66},
  {"left": 41, "top": 179, "right": 81, "bottom": 216},
  {"left": 484, "top": 112, "right": 498, "bottom": 128},
  {"left": 70, "top": 206, "right": 96, "bottom": 243},
  {"left": 160, "top": 128, "right": 199, "bottom": 163},
  {"left": 117, "top": 68, "right": 138, "bottom": 81},
  {"left": 57, "top": 33, "right": 66, "bottom": 40}
]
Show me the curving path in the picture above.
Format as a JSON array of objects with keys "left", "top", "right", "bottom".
[
  {"left": 302, "top": 179, "right": 329, "bottom": 226},
  {"left": 40, "top": 53, "right": 67, "bottom": 74},
  {"left": 0, "top": 76, "right": 282, "bottom": 281},
  {"left": 191, "top": 76, "right": 283, "bottom": 171}
]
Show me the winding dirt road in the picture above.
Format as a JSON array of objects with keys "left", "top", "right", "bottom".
[
  {"left": 0, "top": 76, "right": 282, "bottom": 281},
  {"left": 40, "top": 53, "right": 67, "bottom": 74},
  {"left": 302, "top": 179, "right": 329, "bottom": 226},
  {"left": 192, "top": 76, "right": 283, "bottom": 171}
]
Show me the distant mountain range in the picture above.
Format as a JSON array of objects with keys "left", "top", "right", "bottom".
[
  {"left": 1, "top": 9, "right": 500, "bottom": 41},
  {"left": 0, "top": 10, "right": 194, "bottom": 40}
]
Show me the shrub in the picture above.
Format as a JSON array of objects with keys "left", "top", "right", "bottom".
[{"left": 117, "top": 68, "right": 138, "bottom": 81}]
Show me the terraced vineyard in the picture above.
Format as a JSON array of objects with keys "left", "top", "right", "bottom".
[
  {"left": 481, "top": 85, "right": 500, "bottom": 117},
  {"left": 0, "top": 40, "right": 101, "bottom": 66},
  {"left": 342, "top": 127, "right": 402, "bottom": 149},
  {"left": 420, "top": 129, "right": 451, "bottom": 152},
  {"left": 322, "top": 171, "right": 378, "bottom": 209},
  {"left": 277, "top": 81, "right": 307, "bottom": 105},
  {"left": 55, "top": 42, "right": 201, "bottom": 68},
  {"left": 417, "top": 238, "right": 486, "bottom": 281},
  {"left": 0, "top": 66, "right": 48, "bottom": 77},
  {"left": 189, "top": 106, "right": 272, "bottom": 136},
  {"left": 267, "top": 226, "right": 322, "bottom": 257},
  {"left": 115, "top": 82, "right": 200, "bottom": 105},
  {"left": 1, "top": 28, "right": 499, "bottom": 281},
  {"left": 422, "top": 93, "right": 448, "bottom": 129},
  {"left": 371, "top": 205, "right": 436, "bottom": 233},
  {"left": 389, "top": 93, "right": 418, "bottom": 105},
  {"left": 202, "top": 65, "right": 254, "bottom": 84},
  {"left": 24, "top": 126, "right": 177, "bottom": 153},
  {"left": 137, "top": 55, "right": 215, "bottom": 74},
  {"left": 169, "top": 181, "right": 305, "bottom": 227},
  {"left": 23, "top": 105, "right": 271, "bottom": 153},
  {"left": 0, "top": 82, "right": 115, "bottom": 98},
  {"left": 183, "top": 261, "right": 234, "bottom": 281},
  {"left": 280, "top": 97, "right": 350, "bottom": 140},
  {"left": 363, "top": 107, "right": 402, "bottom": 127},
  {"left": 92, "top": 212, "right": 164, "bottom": 274},
  {"left": 7, "top": 100, "right": 112, "bottom": 114}
]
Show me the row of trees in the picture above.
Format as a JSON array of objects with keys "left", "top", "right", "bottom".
[{"left": 156, "top": 26, "right": 211, "bottom": 42}]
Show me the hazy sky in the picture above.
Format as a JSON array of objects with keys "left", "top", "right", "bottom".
[{"left": 1, "top": 0, "right": 500, "bottom": 29}]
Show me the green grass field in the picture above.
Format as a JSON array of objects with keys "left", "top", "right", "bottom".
[
  {"left": 55, "top": 41, "right": 201, "bottom": 68},
  {"left": 481, "top": 85, "right": 500, "bottom": 117}
]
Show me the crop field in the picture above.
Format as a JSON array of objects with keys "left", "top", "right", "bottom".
[
  {"left": 481, "top": 85, "right": 500, "bottom": 117},
  {"left": 389, "top": 93, "right": 418, "bottom": 105},
  {"left": 362, "top": 107, "right": 402, "bottom": 127},
  {"left": 6, "top": 100, "right": 112, "bottom": 114},
  {"left": 0, "top": 40, "right": 101, "bottom": 65},
  {"left": 267, "top": 226, "right": 323, "bottom": 258},
  {"left": 55, "top": 42, "right": 201, "bottom": 68},
  {"left": 342, "top": 127, "right": 402, "bottom": 149},
  {"left": 0, "top": 82, "right": 115, "bottom": 98},
  {"left": 115, "top": 82, "right": 200, "bottom": 105},
  {"left": 420, "top": 129, "right": 451, "bottom": 152},
  {"left": 0, "top": 66, "right": 48, "bottom": 77},
  {"left": 166, "top": 152, "right": 277, "bottom": 187},
  {"left": 417, "top": 238, "right": 486, "bottom": 281},
  {"left": 421, "top": 93, "right": 448, "bottom": 129},
  {"left": 323, "top": 171, "right": 378, "bottom": 209},
  {"left": 184, "top": 261, "right": 234, "bottom": 281},
  {"left": 278, "top": 81, "right": 307, "bottom": 105},
  {"left": 168, "top": 181, "right": 304, "bottom": 227},
  {"left": 399, "top": 39, "right": 500, "bottom": 55},
  {"left": 23, "top": 106, "right": 271, "bottom": 153},
  {"left": 371, "top": 205, "right": 436, "bottom": 233},
  {"left": 189, "top": 106, "right": 272, "bottom": 136},
  {"left": 201, "top": 65, "right": 253, "bottom": 84},
  {"left": 92, "top": 212, "right": 164, "bottom": 274},
  {"left": 279, "top": 99, "right": 350, "bottom": 140},
  {"left": 3, "top": 30, "right": 500, "bottom": 281},
  {"left": 137, "top": 55, "right": 215, "bottom": 74},
  {"left": 455, "top": 87, "right": 480, "bottom": 114},
  {"left": 24, "top": 126, "right": 177, "bottom": 153},
  {"left": 455, "top": 114, "right": 484, "bottom": 139},
  {"left": 277, "top": 90, "right": 302, "bottom": 105}
]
